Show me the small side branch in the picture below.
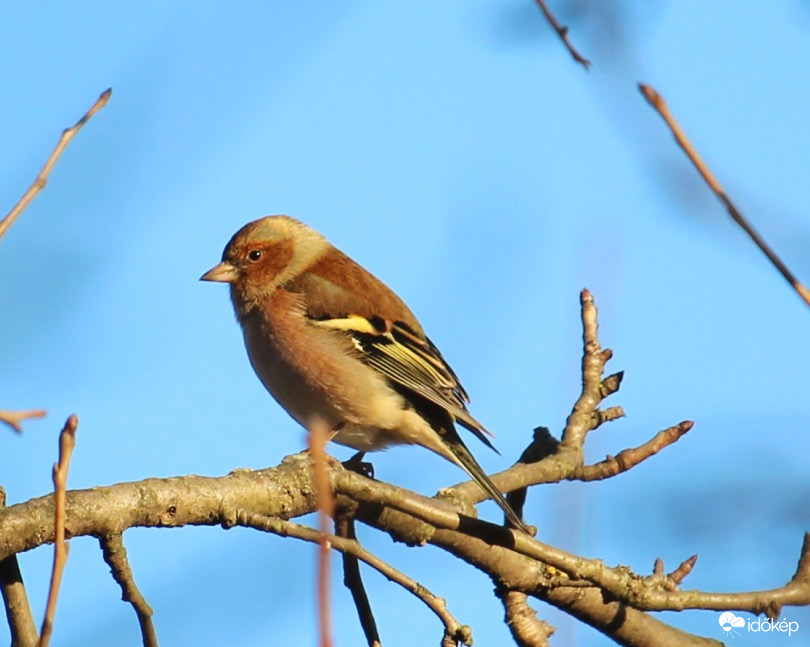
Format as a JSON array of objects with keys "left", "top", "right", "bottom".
[
  {"left": 236, "top": 512, "right": 473, "bottom": 646},
  {"left": 99, "top": 533, "right": 158, "bottom": 647},
  {"left": 0, "top": 555, "right": 38, "bottom": 647},
  {"left": 559, "top": 289, "right": 610, "bottom": 453},
  {"left": 0, "top": 409, "right": 46, "bottom": 434},
  {"left": 442, "top": 291, "right": 688, "bottom": 518},
  {"left": 571, "top": 421, "right": 694, "bottom": 481},
  {"left": 499, "top": 590, "right": 554, "bottom": 647},
  {"left": 0, "top": 487, "right": 38, "bottom": 647},
  {"left": 38, "top": 414, "right": 78, "bottom": 647},
  {"left": 336, "top": 468, "right": 810, "bottom": 619},
  {"left": 650, "top": 555, "right": 699, "bottom": 591},
  {"left": 639, "top": 83, "right": 810, "bottom": 309},
  {"left": 0, "top": 89, "right": 112, "bottom": 243},
  {"left": 533, "top": 0, "right": 591, "bottom": 70},
  {"left": 335, "top": 516, "right": 381, "bottom": 647}
]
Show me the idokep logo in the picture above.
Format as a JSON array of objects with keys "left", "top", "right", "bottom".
[
  {"left": 718, "top": 612, "right": 800, "bottom": 638},
  {"left": 719, "top": 612, "right": 745, "bottom": 638}
]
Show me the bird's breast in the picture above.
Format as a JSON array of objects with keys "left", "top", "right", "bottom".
[{"left": 238, "top": 290, "right": 407, "bottom": 444}]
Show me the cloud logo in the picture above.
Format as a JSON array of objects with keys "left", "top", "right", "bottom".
[{"left": 719, "top": 612, "right": 745, "bottom": 637}]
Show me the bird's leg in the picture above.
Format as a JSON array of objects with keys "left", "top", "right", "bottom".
[{"left": 342, "top": 451, "right": 375, "bottom": 480}]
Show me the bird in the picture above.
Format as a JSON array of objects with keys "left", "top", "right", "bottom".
[{"left": 201, "top": 215, "right": 529, "bottom": 533}]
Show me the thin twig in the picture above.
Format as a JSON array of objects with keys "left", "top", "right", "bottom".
[
  {"left": 99, "top": 533, "right": 158, "bottom": 647},
  {"left": 594, "top": 405, "right": 625, "bottom": 427},
  {"left": 639, "top": 83, "right": 810, "bottom": 309},
  {"left": 559, "top": 289, "right": 606, "bottom": 452},
  {"left": 236, "top": 511, "right": 473, "bottom": 646},
  {"left": 533, "top": 0, "right": 591, "bottom": 70},
  {"left": 571, "top": 420, "right": 694, "bottom": 481},
  {"left": 0, "top": 556, "right": 38, "bottom": 647},
  {"left": 500, "top": 590, "right": 554, "bottom": 647},
  {"left": 0, "top": 409, "right": 46, "bottom": 434},
  {"left": 0, "top": 88, "right": 112, "bottom": 243},
  {"left": 668, "top": 555, "right": 698, "bottom": 586},
  {"left": 309, "top": 420, "right": 335, "bottom": 647},
  {"left": 0, "top": 487, "right": 38, "bottom": 647},
  {"left": 335, "top": 516, "right": 381, "bottom": 647},
  {"left": 38, "top": 414, "right": 78, "bottom": 647},
  {"left": 447, "top": 290, "right": 687, "bottom": 514},
  {"left": 647, "top": 555, "right": 698, "bottom": 592},
  {"left": 334, "top": 467, "right": 810, "bottom": 617}
]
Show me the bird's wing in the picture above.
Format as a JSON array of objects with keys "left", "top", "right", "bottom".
[
  {"left": 314, "top": 315, "right": 495, "bottom": 449},
  {"left": 285, "top": 254, "right": 495, "bottom": 448}
]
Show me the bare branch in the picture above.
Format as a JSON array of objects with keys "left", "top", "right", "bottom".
[
  {"left": 38, "top": 414, "right": 78, "bottom": 647},
  {"left": 669, "top": 555, "right": 698, "bottom": 586},
  {"left": 639, "top": 83, "right": 810, "bottom": 310},
  {"left": 0, "top": 410, "right": 46, "bottom": 434},
  {"left": 533, "top": 0, "right": 591, "bottom": 70},
  {"left": 0, "top": 487, "right": 38, "bottom": 647},
  {"left": 571, "top": 421, "right": 694, "bottom": 481},
  {"left": 99, "top": 533, "right": 158, "bottom": 647},
  {"left": 559, "top": 289, "right": 608, "bottom": 453},
  {"left": 449, "top": 289, "right": 676, "bottom": 508},
  {"left": 541, "top": 584, "right": 722, "bottom": 647},
  {"left": 593, "top": 405, "right": 625, "bottom": 427},
  {"left": 0, "top": 457, "right": 806, "bottom": 643},
  {"left": 645, "top": 555, "right": 698, "bottom": 593},
  {"left": 236, "top": 512, "right": 473, "bottom": 646},
  {"left": 335, "top": 516, "right": 381, "bottom": 647},
  {"left": 500, "top": 590, "right": 554, "bottom": 647},
  {"left": 0, "top": 89, "right": 111, "bottom": 243},
  {"left": 0, "top": 284, "right": 797, "bottom": 645},
  {"left": 336, "top": 468, "right": 810, "bottom": 619}
]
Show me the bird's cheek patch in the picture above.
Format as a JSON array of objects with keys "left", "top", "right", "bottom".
[{"left": 255, "top": 240, "right": 295, "bottom": 282}]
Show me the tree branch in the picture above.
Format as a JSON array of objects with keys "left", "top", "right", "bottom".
[
  {"left": 560, "top": 289, "right": 608, "bottom": 452},
  {"left": 570, "top": 420, "right": 694, "bottom": 481},
  {"left": 236, "top": 511, "right": 473, "bottom": 646},
  {"left": 98, "top": 533, "right": 158, "bottom": 647},
  {"left": 446, "top": 290, "right": 690, "bottom": 509},
  {"left": 533, "top": 0, "right": 591, "bottom": 70},
  {"left": 335, "top": 516, "right": 381, "bottom": 647},
  {"left": 0, "top": 487, "right": 37, "bottom": 647},
  {"left": 0, "top": 89, "right": 111, "bottom": 243},
  {"left": 639, "top": 83, "right": 810, "bottom": 309},
  {"left": 1, "top": 454, "right": 805, "bottom": 646},
  {"left": 499, "top": 590, "right": 554, "bottom": 647},
  {"left": 0, "top": 410, "right": 46, "bottom": 434},
  {"left": 1, "top": 288, "right": 803, "bottom": 645}
]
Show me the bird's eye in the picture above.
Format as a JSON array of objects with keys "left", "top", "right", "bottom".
[{"left": 248, "top": 250, "right": 263, "bottom": 262}]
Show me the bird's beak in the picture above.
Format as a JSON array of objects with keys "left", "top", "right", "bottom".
[{"left": 200, "top": 262, "right": 239, "bottom": 283}]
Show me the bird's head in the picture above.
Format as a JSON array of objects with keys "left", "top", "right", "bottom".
[{"left": 201, "top": 215, "right": 328, "bottom": 317}]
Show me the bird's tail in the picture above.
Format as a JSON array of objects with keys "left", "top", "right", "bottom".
[{"left": 441, "top": 434, "right": 531, "bottom": 534}]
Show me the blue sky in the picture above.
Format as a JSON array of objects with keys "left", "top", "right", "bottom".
[{"left": 1, "top": 2, "right": 809, "bottom": 646}]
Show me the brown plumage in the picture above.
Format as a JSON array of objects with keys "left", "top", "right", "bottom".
[{"left": 201, "top": 215, "right": 529, "bottom": 532}]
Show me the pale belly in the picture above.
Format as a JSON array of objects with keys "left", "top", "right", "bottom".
[{"left": 240, "top": 310, "right": 409, "bottom": 452}]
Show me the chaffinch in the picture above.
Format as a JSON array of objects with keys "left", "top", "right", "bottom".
[{"left": 201, "top": 215, "right": 528, "bottom": 532}]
